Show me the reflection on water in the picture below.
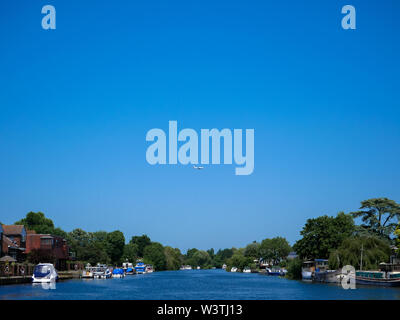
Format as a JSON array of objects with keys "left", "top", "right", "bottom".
[
  {"left": 32, "top": 282, "right": 56, "bottom": 290},
  {"left": 1, "top": 270, "right": 400, "bottom": 300}
]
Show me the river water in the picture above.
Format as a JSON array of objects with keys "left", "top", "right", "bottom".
[{"left": 1, "top": 269, "right": 399, "bottom": 300}]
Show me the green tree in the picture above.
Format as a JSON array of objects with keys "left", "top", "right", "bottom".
[
  {"left": 350, "top": 198, "right": 400, "bottom": 238},
  {"left": 164, "top": 246, "right": 182, "bottom": 270},
  {"left": 143, "top": 242, "right": 167, "bottom": 271},
  {"left": 244, "top": 242, "right": 260, "bottom": 259},
  {"left": 214, "top": 248, "right": 234, "bottom": 267},
  {"left": 15, "top": 211, "right": 61, "bottom": 235},
  {"left": 286, "top": 257, "right": 303, "bottom": 279},
  {"left": 122, "top": 243, "right": 139, "bottom": 263},
  {"left": 130, "top": 234, "right": 151, "bottom": 257},
  {"left": 191, "top": 250, "right": 212, "bottom": 268},
  {"left": 260, "top": 237, "right": 291, "bottom": 265},
  {"left": 328, "top": 236, "right": 391, "bottom": 270},
  {"left": 106, "top": 231, "right": 125, "bottom": 264},
  {"left": 227, "top": 251, "right": 253, "bottom": 271},
  {"left": 293, "top": 212, "right": 355, "bottom": 260}
]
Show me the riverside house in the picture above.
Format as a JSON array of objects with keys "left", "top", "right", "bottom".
[
  {"left": 1, "top": 225, "right": 27, "bottom": 262},
  {"left": 25, "top": 232, "right": 70, "bottom": 270}
]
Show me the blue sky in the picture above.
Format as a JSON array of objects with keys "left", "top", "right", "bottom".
[{"left": 0, "top": 0, "right": 399, "bottom": 252}]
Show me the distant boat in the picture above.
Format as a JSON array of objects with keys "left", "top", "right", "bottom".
[
  {"left": 32, "top": 263, "right": 58, "bottom": 283},
  {"left": 266, "top": 268, "right": 287, "bottom": 276},
  {"left": 93, "top": 264, "right": 112, "bottom": 279},
  {"left": 112, "top": 268, "right": 125, "bottom": 278},
  {"left": 82, "top": 263, "right": 95, "bottom": 279},
  {"left": 222, "top": 264, "right": 227, "bottom": 270},
  {"left": 356, "top": 263, "right": 400, "bottom": 287},
  {"left": 243, "top": 267, "right": 251, "bottom": 273},
  {"left": 145, "top": 265, "right": 154, "bottom": 273},
  {"left": 123, "top": 262, "right": 136, "bottom": 275},
  {"left": 197, "top": 266, "right": 201, "bottom": 270},
  {"left": 135, "top": 261, "right": 146, "bottom": 274},
  {"left": 301, "top": 261, "right": 315, "bottom": 280},
  {"left": 231, "top": 267, "right": 238, "bottom": 272}
]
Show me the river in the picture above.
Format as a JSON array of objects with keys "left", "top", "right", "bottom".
[{"left": 1, "top": 269, "right": 399, "bottom": 300}]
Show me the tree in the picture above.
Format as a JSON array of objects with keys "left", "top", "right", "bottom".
[
  {"left": 130, "top": 235, "right": 151, "bottom": 257},
  {"left": 227, "top": 251, "right": 253, "bottom": 271},
  {"left": 244, "top": 242, "right": 260, "bottom": 259},
  {"left": 15, "top": 211, "right": 61, "bottom": 235},
  {"left": 286, "top": 257, "right": 303, "bottom": 279},
  {"left": 328, "top": 236, "right": 391, "bottom": 270},
  {"left": 213, "top": 248, "right": 234, "bottom": 267},
  {"left": 122, "top": 243, "right": 139, "bottom": 263},
  {"left": 293, "top": 212, "right": 355, "bottom": 260},
  {"left": 164, "top": 246, "right": 183, "bottom": 270},
  {"left": 260, "top": 237, "right": 291, "bottom": 265},
  {"left": 191, "top": 250, "right": 212, "bottom": 268},
  {"left": 143, "top": 242, "right": 167, "bottom": 271},
  {"left": 106, "top": 231, "right": 125, "bottom": 264},
  {"left": 350, "top": 198, "right": 400, "bottom": 238}
]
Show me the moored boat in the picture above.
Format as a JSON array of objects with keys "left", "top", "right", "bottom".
[
  {"left": 243, "top": 267, "right": 251, "bottom": 273},
  {"left": 32, "top": 263, "right": 58, "bottom": 283},
  {"left": 135, "top": 261, "right": 146, "bottom": 274},
  {"left": 356, "top": 264, "right": 400, "bottom": 287},
  {"left": 112, "top": 268, "right": 125, "bottom": 278},
  {"left": 123, "top": 262, "right": 136, "bottom": 275},
  {"left": 82, "top": 263, "right": 95, "bottom": 279},
  {"left": 145, "top": 264, "right": 154, "bottom": 273},
  {"left": 231, "top": 267, "right": 238, "bottom": 272},
  {"left": 93, "top": 264, "right": 112, "bottom": 279}
]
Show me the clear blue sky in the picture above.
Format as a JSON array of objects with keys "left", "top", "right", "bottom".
[{"left": 0, "top": 0, "right": 399, "bottom": 252}]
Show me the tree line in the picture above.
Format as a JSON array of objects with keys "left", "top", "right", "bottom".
[{"left": 4, "top": 197, "right": 400, "bottom": 275}]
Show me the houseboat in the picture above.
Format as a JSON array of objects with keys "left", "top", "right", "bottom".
[
  {"left": 302, "top": 259, "right": 330, "bottom": 280},
  {"left": 32, "top": 263, "right": 58, "bottom": 283},
  {"left": 135, "top": 261, "right": 146, "bottom": 274},
  {"left": 356, "top": 263, "right": 400, "bottom": 287}
]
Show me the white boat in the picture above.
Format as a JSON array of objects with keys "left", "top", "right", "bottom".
[
  {"left": 135, "top": 261, "right": 146, "bottom": 274},
  {"left": 231, "top": 267, "right": 238, "bottom": 272},
  {"left": 180, "top": 265, "right": 192, "bottom": 270},
  {"left": 93, "top": 264, "right": 112, "bottom": 279},
  {"left": 197, "top": 266, "right": 201, "bottom": 270},
  {"left": 112, "top": 268, "right": 125, "bottom": 278},
  {"left": 145, "top": 265, "right": 154, "bottom": 273},
  {"left": 222, "top": 264, "right": 227, "bottom": 270},
  {"left": 243, "top": 267, "right": 251, "bottom": 273},
  {"left": 123, "top": 262, "right": 136, "bottom": 275},
  {"left": 32, "top": 263, "right": 58, "bottom": 283},
  {"left": 82, "top": 264, "right": 95, "bottom": 279}
]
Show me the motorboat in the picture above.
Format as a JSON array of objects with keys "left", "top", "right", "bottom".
[
  {"left": 145, "top": 264, "right": 154, "bottom": 273},
  {"left": 196, "top": 266, "right": 201, "bottom": 270},
  {"left": 32, "top": 263, "right": 58, "bottom": 283},
  {"left": 112, "top": 268, "right": 125, "bottom": 278},
  {"left": 231, "top": 267, "right": 238, "bottom": 272},
  {"left": 123, "top": 262, "right": 136, "bottom": 275},
  {"left": 222, "top": 264, "right": 227, "bottom": 270},
  {"left": 82, "top": 263, "right": 95, "bottom": 279},
  {"left": 243, "top": 267, "right": 251, "bottom": 273},
  {"left": 135, "top": 261, "right": 146, "bottom": 274},
  {"left": 93, "top": 264, "right": 112, "bottom": 279}
]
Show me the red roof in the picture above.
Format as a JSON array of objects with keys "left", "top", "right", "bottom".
[{"left": 2, "top": 225, "right": 26, "bottom": 235}]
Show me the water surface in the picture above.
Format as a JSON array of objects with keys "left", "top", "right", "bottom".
[{"left": 1, "top": 269, "right": 399, "bottom": 300}]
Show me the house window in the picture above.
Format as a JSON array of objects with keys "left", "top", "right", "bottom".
[{"left": 40, "top": 238, "right": 53, "bottom": 247}]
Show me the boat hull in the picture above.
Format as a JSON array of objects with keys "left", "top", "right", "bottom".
[
  {"left": 356, "top": 277, "right": 400, "bottom": 287},
  {"left": 301, "top": 271, "right": 313, "bottom": 280}
]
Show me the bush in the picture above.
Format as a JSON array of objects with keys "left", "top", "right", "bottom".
[{"left": 286, "top": 258, "right": 302, "bottom": 279}]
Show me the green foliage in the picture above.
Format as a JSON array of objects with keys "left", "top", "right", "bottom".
[
  {"left": 15, "top": 211, "right": 67, "bottom": 236},
  {"left": 227, "top": 251, "right": 253, "bottom": 271},
  {"left": 106, "top": 231, "right": 125, "bottom": 264},
  {"left": 286, "top": 258, "right": 303, "bottom": 279},
  {"left": 293, "top": 212, "right": 355, "bottom": 259},
  {"left": 260, "top": 237, "right": 291, "bottom": 265},
  {"left": 213, "top": 248, "right": 234, "bottom": 267},
  {"left": 191, "top": 250, "right": 212, "bottom": 267},
  {"left": 130, "top": 234, "right": 151, "bottom": 257},
  {"left": 328, "top": 236, "right": 391, "bottom": 270},
  {"left": 350, "top": 198, "right": 400, "bottom": 239},
  {"left": 143, "top": 242, "right": 167, "bottom": 271},
  {"left": 122, "top": 243, "right": 139, "bottom": 263},
  {"left": 244, "top": 242, "right": 260, "bottom": 259},
  {"left": 164, "top": 246, "right": 183, "bottom": 270}
]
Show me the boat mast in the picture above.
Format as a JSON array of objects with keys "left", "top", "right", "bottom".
[{"left": 360, "top": 244, "right": 364, "bottom": 271}]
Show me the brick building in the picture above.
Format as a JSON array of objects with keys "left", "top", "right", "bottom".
[{"left": 1, "top": 225, "right": 27, "bottom": 262}]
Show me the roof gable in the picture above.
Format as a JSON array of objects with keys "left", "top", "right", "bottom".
[{"left": 2, "top": 225, "right": 26, "bottom": 236}]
